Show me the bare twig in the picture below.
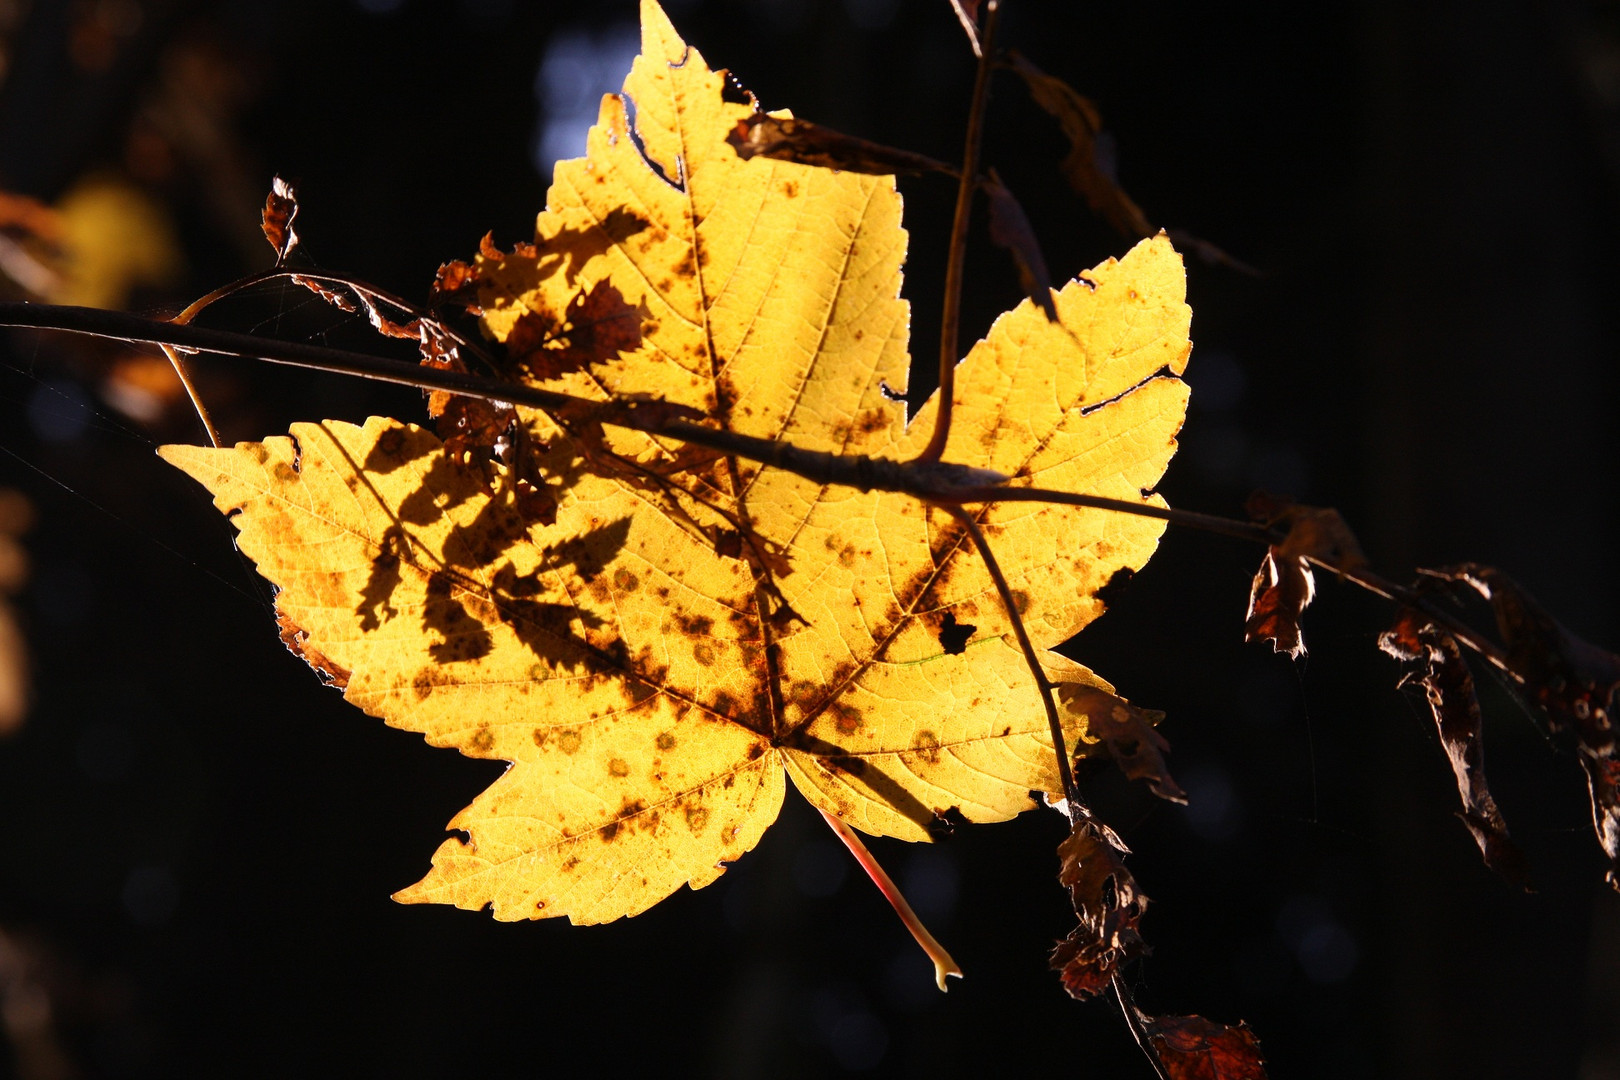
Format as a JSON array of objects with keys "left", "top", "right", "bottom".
[{"left": 918, "top": 0, "right": 1002, "bottom": 464}]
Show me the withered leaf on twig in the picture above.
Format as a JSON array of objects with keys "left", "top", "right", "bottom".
[
  {"left": 1242, "top": 493, "right": 1366, "bottom": 660},
  {"left": 1140, "top": 1012, "right": 1270, "bottom": 1080},
  {"left": 1050, "top": 814, "right": 1147, "bottom": 998},
  {"left": 726, "top": 112, "right": 955, "bottom": 176},
  {"left": 1058, "top": 681, "right": 1185, "bottom": 803},
  {"left": 984, "top": 170, "right": 1057, "bottom": 321},
  {"left": 1379, "top": 607, "right": 1529, "bottom": 887},
  {"left": 1434, "top": 565, "right": 1620, "bottom": 890},
  {"left": 260, "top": 176, "right": 299, "bottom": 265}
]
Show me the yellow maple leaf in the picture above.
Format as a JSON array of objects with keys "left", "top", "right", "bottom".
[{"left": 159, "top": 0, "right": 1191, "bottom": 925}]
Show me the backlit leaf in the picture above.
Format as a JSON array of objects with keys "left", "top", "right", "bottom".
[{"left": 159, "top": 0, "right": 1192, "bottom": 924}]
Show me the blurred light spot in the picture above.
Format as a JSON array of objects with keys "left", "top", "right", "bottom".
[
  {"left": 1232, "top": 937, "right": 1293, "bottom": 997},
  {"left": 76, "top": 721, "right": 133, "bottom": 782},
  {"left": 1183, "top": 423, "right": 1247, "bottom": 484},
  {"left": 829, "top": 1011, "right": 888, "bottom": 1070},
  {"left": 31, "top": 563, "right": 93, "bottom": 627},
  {"left": 1247, "top": 444, "right": 1308, "bottom": 497},
  {"left": 1240, "top": 666, "right": 1296, "bottom": 726},
  {"left": 533, "top": 24, "right": 640, "bottom": 180},
  {"left": 1277, "top": 893, "right": 1359, "bottom": 985},
  {"left": 757, "top": 0, "right": 810, "bottom": 32},
  {"left": 1190, "top": 349, "right": 1246, "bottom": 412},
  {"left": 792, "top": 838, "right": 849, "bottom": 898},
  {"left": 882, "top": 949, "right": 941, "bottom": 1013},
  {"left": 812, "top": 985, "right": 888, "bottom": 1071},
  {"left": 28, "top": 381, "right": 92, "bottom": 443},
  {"left": 1182, "top": 764, "right": 1240, "bottom": 841},
  {"left": 460, "top": 0, "right": 511, "bottom": 20},
  {"left": 122, "top": 865, "right": 178, "bottom": 926},
  {"left": 900, "top": 846, "right": 959, "bottom": 923},
  {"left": 844, "top": 0, "right": 900, "bottom": 30}
]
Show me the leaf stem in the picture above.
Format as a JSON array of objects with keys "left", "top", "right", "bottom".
[
  {"left": 918, "top": 0, "right": 1001, "bottom": 465},
  {"left": 1112, "top": 974, "right": 1172, "bottom": 1080},
  {"left": 816, "top": 807, "right": 963, "bottom": 991},
  {"left": 946, "top": 506, "right": 1081, "bottom": 814}
]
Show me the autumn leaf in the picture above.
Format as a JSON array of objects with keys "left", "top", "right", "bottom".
[
  {"left": 1434, "top": 565, "right": 1620, "bottom": 890},
  {"left": 1141, "top": 1013, "right": 1269, "bottom": 1080},
  {"left": 1379, "top": 607, "right": 1529, "bottom": 887},
  {"left": 1050, "top": 810, "right": 1146, "bottom": 998},
  {"left": 159, "top": 0, "right": 1192, "bottom": 924},
  {"left": 1243, "top": 493, "right": 1366, "bottom": 660}
]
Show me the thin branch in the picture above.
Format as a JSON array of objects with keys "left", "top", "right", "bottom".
[
  {"left": 918, "top": 0, "right": 1002, "bottom": 464},
  {"left": 817, "top": 807, "right": 963, "bottom": 991},
  {"left": 1112, "top": 974, "right": 1172, "bottom": 1080},
  {"left": 0, "top": 300, "right": 1518, "bottom": 682},
  {"left": 946, "top": 506, "right": 1081, "bottom": 814}
]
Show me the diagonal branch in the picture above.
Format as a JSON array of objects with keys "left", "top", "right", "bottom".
[
  {"left": 918, "top": 0, "right": 1002, "bottom": 464},
  {"left": 944, "top": 505, "right": 1080, "bottom": 815}
]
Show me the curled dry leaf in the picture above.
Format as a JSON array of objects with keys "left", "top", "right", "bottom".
[
  {"left": 1436, "top": 565, "right": 1620, "bottom": 889},
  {"left": 161, "top": 0, "right": 1193, "bottom": 924},
  {"left": 1051, "top": 659, "right": 1184, "bottom": 803},
  {"left": 1141, "top": 1012, "right": 1269, "bottom": 1080},
  {"left": 1051, "top": 813, "right": 1146, "bottom": 998},
  {"left": 984, "top": 170, "right": 1057, "bottom": 321},
  {"left": 261, "top": 176, "right": 299, "bottom": 265},
  {"left": 726, "top": 111, "right": 955, "bottom": 177},
  {"left": 1379, "top": 607, "right": 1529, "bottom": 886},
  {"left": 1243, "top": 494, "right": 1367, "bottom": 660}
]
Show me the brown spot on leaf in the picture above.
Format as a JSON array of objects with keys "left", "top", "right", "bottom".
[
  {"left": 694, "top": 642, "right": 716, "bottom": 666},
  {"left": 913, "top": 731, "right": 942, "bottom": 765},
  {"left": 608, "top": 758, "right": 630, "bottom": 777},
  {"left": 557, "top": 729, "right": 582, "bottom": 754},
  {"left": 685, "top": 806, "right": 710, "bottom": 834},
  {"left": 613, "top": 567, "right": 640, "bottom": 592},
  {"left": 656, "top": 731, "right": 676, "bottom": 751}
]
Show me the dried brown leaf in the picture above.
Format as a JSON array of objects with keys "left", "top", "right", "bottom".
[
  {"left": 1059, "top": 682, "right": 1185, "bottom": 803},
  {"left": 1005, "top": 50, "right": 1153, "bottom": 239},
  {"left": 1436, "top": 565, "right": 1620, "bottom": 889},
  {"left": 261, "top": 176, "right": 299, "bottom": 265},
  {"left": 1379, "top": 608, "right": 1529, "bottom": 887},
  {"left": 1050, "top": 815, "right": 1147, "bottom": 998},
  {"left": 1142, "top": 1013, "right": 1269, "bottom": 1080},
  {"left": 1243, "top": 495, "right": 1367, "bottom": 659},
  {"left": 726, "top": 112, "right": 955, "bottom": 176},
  {"left": 984, "top": 170, "right": 1057, "bottom": 321}
]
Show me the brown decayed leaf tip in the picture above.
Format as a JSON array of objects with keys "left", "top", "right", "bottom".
[
  {"left": 1436, "top": 565, "right": 1620, "bottom": 890},
  {"left": 1058, "top": 679, "right": 1185, "bottom": 803},
  {"left": 984, "top": 170, "right": 1057, "bottom": 321},
  {"left": 1243, "top": 494, "right": 1367, "bottom": 660},
  {"left": 260, "top": 176, "right": 299, "bottom": 265},
  {"left": 1379, "top": 608, "right": 1529, "bottom": 886},
  {"left": 1050, "top": 815, "right": 1147, "bottom": 998},
  {"left": 1142, "top": 1012, "right": 1269, "bottom": 1080},
  {"left": 726, "top": 111, "right": 955, "bottom": 177}
]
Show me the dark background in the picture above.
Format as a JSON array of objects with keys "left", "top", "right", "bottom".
[{"left": 1, "top": 0, "right": 1618, "bottom": 1076}]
